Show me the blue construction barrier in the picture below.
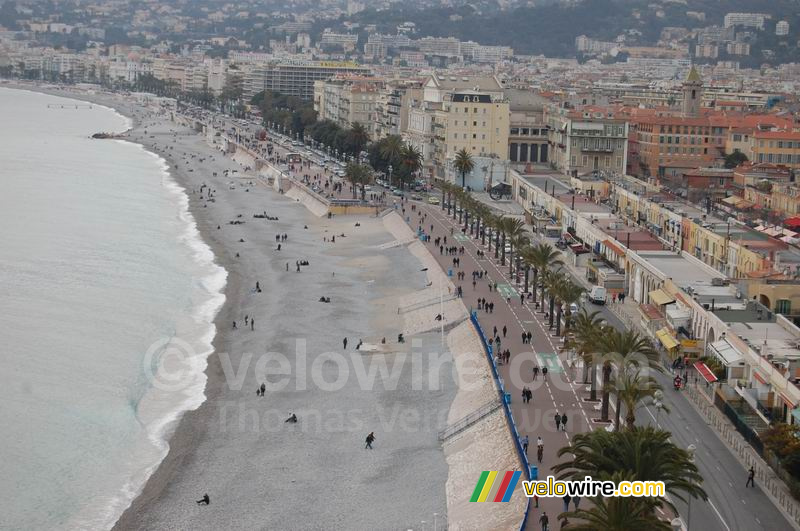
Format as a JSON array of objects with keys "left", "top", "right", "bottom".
[{"left": 469, "top": 310, "right": 532, "bottom": 530}]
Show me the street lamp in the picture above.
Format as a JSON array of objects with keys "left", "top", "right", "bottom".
[{"left": 388, "top": 164, "right": 393, "bottom": 186}]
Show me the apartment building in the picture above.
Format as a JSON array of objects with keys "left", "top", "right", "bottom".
[
  {"left": 436, "top": 91, "right": 509, "bottom": 179},
  {"left": 751, "top": 130, "right": 800, "bottom": 169},
  {"left": 547, "top": 105, "right": 629, "bottom": 176},
  {"left": 507, "top": 89, "right": 549, "bottom": 169},
  {"left": 243, "top": 61, "right": 370, "bottom": 101},
  {"left": 372, "top": 79, "right": 423, "bottom": 140},
  {"left": 313, "top": 76, "right": 384, "bottom": 133},
  {"left": 404, "top": 74, "right": 508, "bottom": 179}
]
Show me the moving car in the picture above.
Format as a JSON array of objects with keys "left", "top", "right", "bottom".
[{"left": 428, "top": 196, "right": 440, "bottom": 205}]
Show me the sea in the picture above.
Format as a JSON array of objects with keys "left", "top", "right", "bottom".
[{"left": 0, "top": 87, "right": 226, "bottom": 530}]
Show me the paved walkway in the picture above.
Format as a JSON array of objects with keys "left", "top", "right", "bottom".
[{"left": 405, "top": 200, "right": 607, "bottom": 529}]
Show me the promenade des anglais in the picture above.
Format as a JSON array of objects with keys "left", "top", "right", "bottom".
[{"left": 3, "top": 1, "right": 800, "bottom": 530}]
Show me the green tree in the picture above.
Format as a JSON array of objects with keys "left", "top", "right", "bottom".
[
  {"left": 561, "top": 475, "right": 672, "bottom": 530},
  {"left": 724, "top": 151, "right": 749, "bottom": 169},
  {"left": 399, "top": 144, "right": 422, "bottom": 190},
  {"left": 454, "top": 148, "right": 475, "bottom": 189},
  {"left": 554, "top": 426, "right": 708, "bottom": 511},
  {"left": 607, "top": 365, "right": 668, "bottom": 430},
  {"left": 344, "top": 162, "right": 372, "bottom": 200},
  {"left": 598, "top": 329, "right": 660, "bottom": 424}
]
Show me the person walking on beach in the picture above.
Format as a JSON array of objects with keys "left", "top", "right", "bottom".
[
  {"left": 251, "top": 318, "right": 255, "bottom": 331},
  {"left": 196, "top": 494, "right": 210, "bottom": 505},
  {"left": 746, "top": 466, "right": 755, "bottom": 488},
  {"left": 365, "top": 432, "right": 376, "bottom": 449},
  {"left": 343, "top": 337, "right": 348, "bottom": 350},
  {"left": 232, "top": 321, "right": 237, "bottom": 329},
  {"left": 259, "top": 383, "right": 265, "bottom": 396}
]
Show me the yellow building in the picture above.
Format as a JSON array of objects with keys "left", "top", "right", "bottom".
[
  {"left": 441, "top": 92, "right": 509, "bottom": 158},
  {"left": 751, "top": 130, "right": 800, "bottom": 169}
]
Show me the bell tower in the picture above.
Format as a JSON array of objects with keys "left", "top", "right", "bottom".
[{"left": 681, "top": 65, "right": 703, "bottom": 117}]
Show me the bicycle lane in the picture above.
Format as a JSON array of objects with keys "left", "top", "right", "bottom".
[{"left": 406, "top": 202, "right": 600, "bottom": 526}]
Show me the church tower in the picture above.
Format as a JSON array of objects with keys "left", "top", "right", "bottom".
[{"left": 681, "top": 65, "right": 703, "bottom": 117}]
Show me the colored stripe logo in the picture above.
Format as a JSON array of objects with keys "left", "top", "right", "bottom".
[{"left": 470, "top": 471, "right": 521, "bottom": 502}]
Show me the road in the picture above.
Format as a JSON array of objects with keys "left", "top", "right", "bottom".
[
  {"left": 411, "top": 197, "right": 793, "bottom": 531},
  {"left": 188, "top": 107, "right": 791, "bottom": 530}
]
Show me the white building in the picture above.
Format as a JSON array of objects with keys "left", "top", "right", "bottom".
[
  {"left": 723, "top": 13, "right": 768, "bottom": 30},
  {"left": 776, "top": 20, "right": 790, "bottom": 36}
]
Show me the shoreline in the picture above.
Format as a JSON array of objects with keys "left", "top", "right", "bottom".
[{"left": 4, "top": 81, "right": 524, "bottom": 530}]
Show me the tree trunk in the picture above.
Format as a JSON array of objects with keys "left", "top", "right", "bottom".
[
  {"left": 494, "top": 231, "right": 500, "bottom": 258},
  {"left": 626, "top": 409, "right": 636, "bottom": 430},
  {"left": 590, "top": 360, "right": 598, "bottom": 401},
  {"left": 441, "top": 188, "right": 445, "bottom": 209},
  {"left": 600, "top": 363, "right": 611, "bottom": 421},
  {"left": 614, "top": 391, "right": 622, "bottom": 431},
  {"left": 582, "top": 355, "right": 590, "bottom": 383},
  {"left": 508, "top": 246, "right": 514, "bottom": 275},
  {"left": 548, "top": 296, "right": 555, "bottom": 328},
  {"left": 532, "top": 269, "right": 538, "bottom": 304},
  {"left": 524, "top": 266, "right": 530, "bottom": 293},
  {"left": 501, "top": 234, "right": 506, "bottom": 265},
  {"left": 555, "top": 306, "right": 562, "bottom": 336}
]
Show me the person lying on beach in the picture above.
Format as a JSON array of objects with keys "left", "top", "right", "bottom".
[
  {"left": 319, "top": 297, "right": 331, "bottom": 303},
  {"left": 285, "top": 413, "right": 298, "bottom": 423},
  {"left": 196, "top": 494, "right": 210, "bottom": 505}
]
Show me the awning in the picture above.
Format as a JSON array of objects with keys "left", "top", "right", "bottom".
[
  {"left": 721, "top": 196, "right": 740, "bottom": 205},
  {"left": 779, "top": 391, "right": 796, "bottom": 408},
  {"left": 694, "top": 361, "right": 718, "bottom": 383},
  {"left": 709, "top": 339, "right": 744, "bottom": 366},
  {"left": 656, "top": 327, "right": 680, "bottom": 351},
  {"left": 649, "top": 289, "right": 675, "bottom": 306},
  {"left": 785, "top": 216, "right": 800, "bottom": 229}
]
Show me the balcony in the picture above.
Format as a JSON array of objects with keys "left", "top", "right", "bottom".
[{"left": 581, "top": 146, "right": 615, "bottom": 153}]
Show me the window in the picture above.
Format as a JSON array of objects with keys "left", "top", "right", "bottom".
[
  {"left": 776, "top": 299, "right": 792, "bottom": 314},
  {"left": 522, "top": 128, "right": 529, "bottom": 135},
  {"left": 473, "top": 108, "right": 478, "bottom": 113},
  {"left": 510, "top": 128, "right": 520, "bottom": 135},
  {"left": 473, "top": 121, "right": 477, "bottom": 126},
  {"left": 472, "top": 133, "right": 477, "bottom": 139}
]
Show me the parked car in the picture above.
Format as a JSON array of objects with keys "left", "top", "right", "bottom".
[{"left": 589, "top": 286, "right": 607, "bottom": 305}]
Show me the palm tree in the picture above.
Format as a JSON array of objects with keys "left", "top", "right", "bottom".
[
  {"left": 607, "top": 365, "right": 668, "bottom": 430},
  {"left": 569, "top": 309, "right": 605, "bottom": 397},
  {"left": 454, "top": 148, "right": 475, "bottom": 189},
  {"left": 399, "top": 144, "right": 422, "bottom": 190},
  {"left": 473, "top": 204, "right": 490, "bottom": 243},
  {"left": 553, "top": 426, "right": 708, "bottom": 510},
  {"left": 598, "top": 329, "right": 660, "bottom": 424},
  {"left": 380, "top": 135, "right": 403, "bottom": 163},
  {"left": 348, "top": 123, "right": 370, "bottom": 156},
  {"left": 483, "top": 212, "right": 498, "bottom": 250},
  {"left": 559, "top": 280, "right": 585, "bottom": 336},
  {"left": 527, "top": 243, "right": 563, "bottom": 306},
  {"left": 440, "top": 180, "right": 454, "bottom": 211},
  {"left": 560, "top": 475, "right": 672, "bottom": 530},
  {"left": 544, "top": 270, "right": 565, "bottom": 330},
  {"left": 344, "top": 162, "right": 371, "bottom": 200},
  {"left": 555, "top": 279, "right": 584, "bottom": 337},
  {"left": 500, "top": 218, "right": 528, "bottom": 275}
]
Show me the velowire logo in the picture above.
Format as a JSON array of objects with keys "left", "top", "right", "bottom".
[{"left": 470, "top": 471, "right": 522, "bottom": 502}]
